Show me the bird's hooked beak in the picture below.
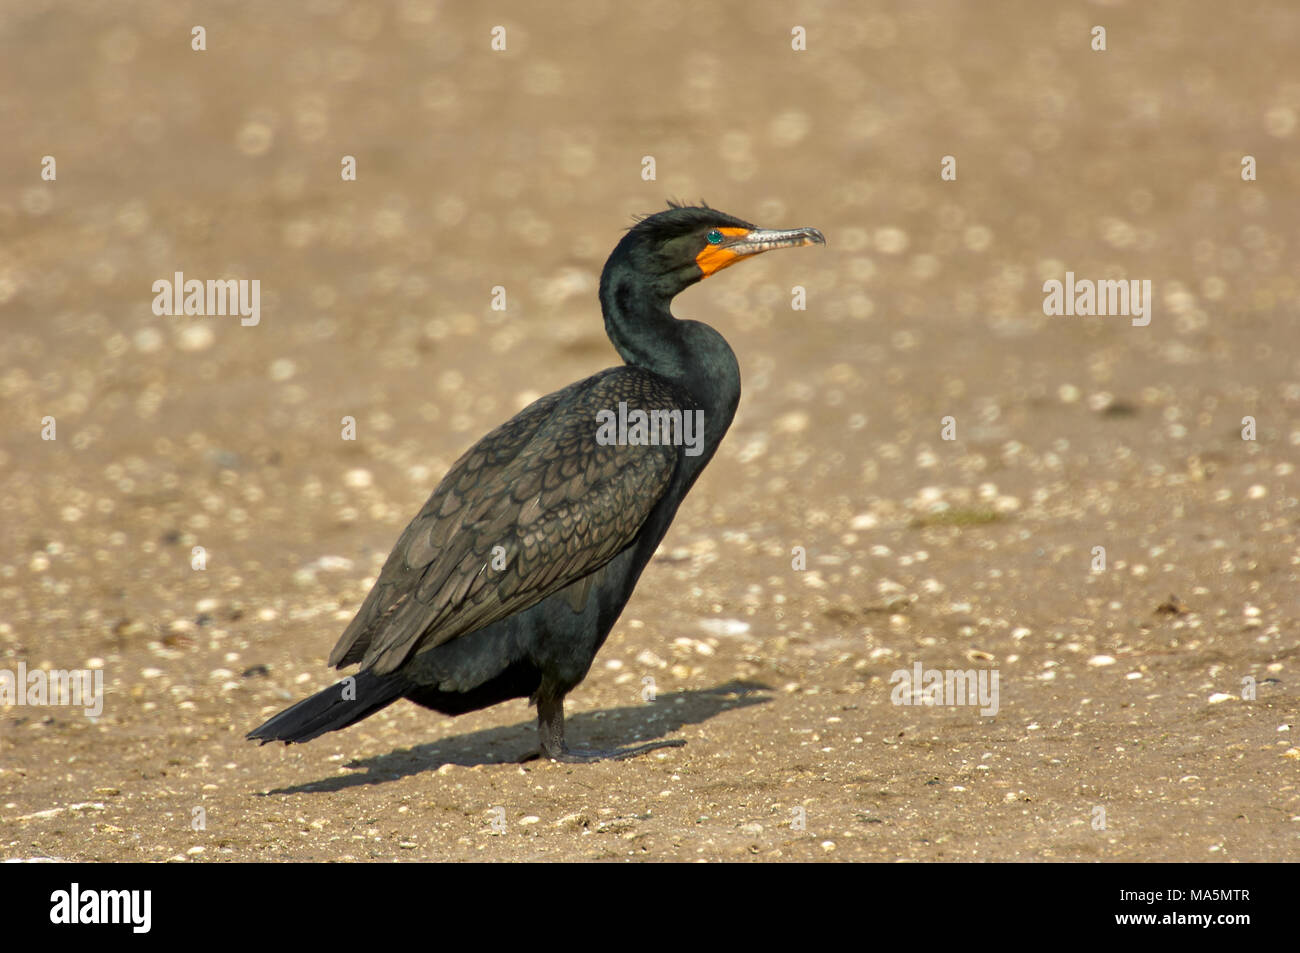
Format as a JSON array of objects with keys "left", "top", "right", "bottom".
[{"left": 696, "top": 225, "right": 827, "bottom": 278}]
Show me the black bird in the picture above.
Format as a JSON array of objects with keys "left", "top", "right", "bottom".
[{"left": 248, "top": 203, "right": 825, "bottom": 761}]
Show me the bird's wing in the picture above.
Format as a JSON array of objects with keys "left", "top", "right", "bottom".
[{"left": 328, "top": 368, "right": 687, "bottom": 675}]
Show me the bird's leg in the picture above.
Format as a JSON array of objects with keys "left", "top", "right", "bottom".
[{"left": 533, "top": 695, "right": 685, "bottom": 763}]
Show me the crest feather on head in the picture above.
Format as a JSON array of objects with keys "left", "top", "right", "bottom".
[{"left": 627, "top": 201, "right": 753, "bottom": 241}]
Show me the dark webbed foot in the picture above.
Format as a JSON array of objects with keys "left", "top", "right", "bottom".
[{"left": 532, "top": 696, "right": 683, "bottom": 763}]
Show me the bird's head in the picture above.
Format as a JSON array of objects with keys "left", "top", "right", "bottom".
[{"left": 604, "top": 202, "right": 826, "bottom": 300}]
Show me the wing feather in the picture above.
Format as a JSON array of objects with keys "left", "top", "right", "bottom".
[{"left": 328, "top": 367, "right": 688, "bottom": 675}]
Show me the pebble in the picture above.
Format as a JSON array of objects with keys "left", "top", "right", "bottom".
[
  {"left": 344, "top": 468, "right": 373, "bottom": 489},
  {"left": 268, "top": 358, "right": 297, "bottom": 382},
  {"left": 177, "top": 324, "right": 214, "bottom": 352},
  {"left": 134, "top": 328, "right": 163, "bottom": 353},
  {"left": 873, "top": 228, "right": 908, "bottom": 254},
  {"left": 314, "top": 555, "right": 353, "bottom": 572},
  {"left": 773, "top": 411, "right": 810, "bottom": 434},
  {"left": 672, "top": 637, "right": 714, "bottom": 656}
]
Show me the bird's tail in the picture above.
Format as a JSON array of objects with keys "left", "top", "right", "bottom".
[{"left": 246, "top": 669, "right": 408, "bottom": 745}]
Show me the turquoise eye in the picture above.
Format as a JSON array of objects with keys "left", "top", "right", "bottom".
[{"left": 706, "top": 229, "right": 723, "bottom": 245}]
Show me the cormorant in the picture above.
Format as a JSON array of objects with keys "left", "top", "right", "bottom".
[{"left": 248, "top": 203, "right": 825, "bottom": 761}]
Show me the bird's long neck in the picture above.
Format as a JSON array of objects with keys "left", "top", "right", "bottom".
[
  {"left": 599, "top": 270, "right": 682, "bottom": 374},
  {"left": 599, "top": 269, "right": 741, "bottom": 469}
]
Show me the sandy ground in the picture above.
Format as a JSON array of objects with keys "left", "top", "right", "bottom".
[{"left": 1, "top": 0, "right": 1298, "bottom": 862}]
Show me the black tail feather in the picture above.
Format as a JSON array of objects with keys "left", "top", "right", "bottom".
[{"left": 246, "top": 669, "right": 408, "bottom": 745}]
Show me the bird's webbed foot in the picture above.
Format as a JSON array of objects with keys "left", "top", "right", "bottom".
[{"left": 532, "top": 695, "right": 684, "bottom": 763}]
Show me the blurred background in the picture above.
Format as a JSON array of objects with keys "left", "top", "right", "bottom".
[{"left": 1, "top": 0, "right": 1297, "bottom": 861}]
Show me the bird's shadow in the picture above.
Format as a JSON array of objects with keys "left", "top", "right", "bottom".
[{"left": 257, "top": 679, "right": 771, "bottom": 796}]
